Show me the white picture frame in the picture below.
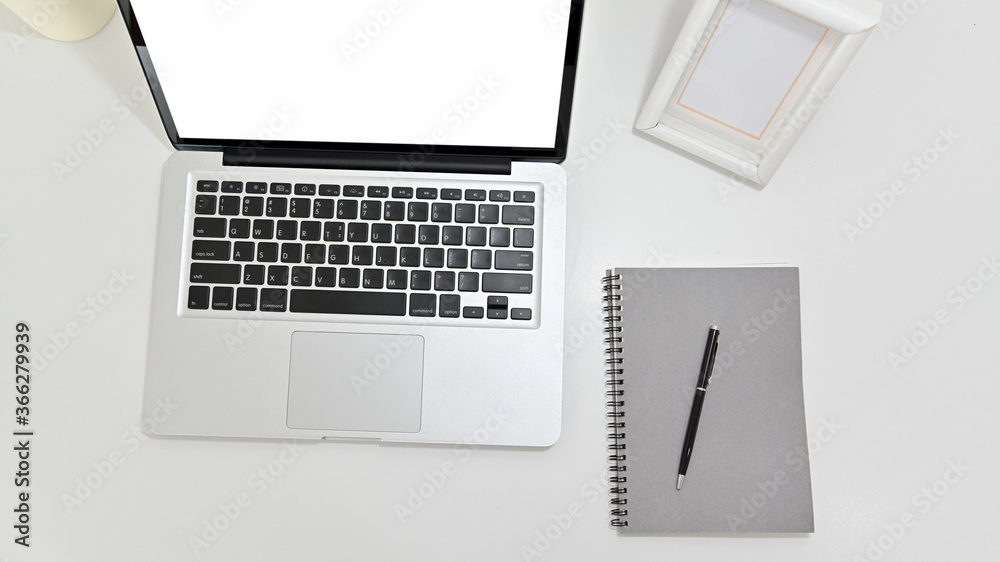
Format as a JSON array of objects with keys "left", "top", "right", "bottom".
[{"left": 636, "top": 0, "right": 882, "bottom": 185}]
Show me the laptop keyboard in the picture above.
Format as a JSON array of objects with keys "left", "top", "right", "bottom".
[{"left": 183, "top": 177, "right": 540, "bottom": 324}]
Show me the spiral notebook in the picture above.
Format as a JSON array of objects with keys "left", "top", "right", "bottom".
[{"left": 602, "top": 266, "right": 814, "bottom": 533}]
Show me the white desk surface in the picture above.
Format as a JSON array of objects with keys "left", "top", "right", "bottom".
[{"left": 2, "top": 2, "right": 998, "bottom": 561}]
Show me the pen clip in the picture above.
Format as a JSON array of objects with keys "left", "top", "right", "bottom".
[{"left": 703, "top": 327, "right": 720, "bottom": 387}]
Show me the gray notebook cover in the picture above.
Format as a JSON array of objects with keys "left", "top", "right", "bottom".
[{"left": 606, "top": 266, "right": 813, "bottom": 534}]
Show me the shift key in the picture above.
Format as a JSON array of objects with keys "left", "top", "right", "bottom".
[
  {"left": 482, "top": 273, "right": 532, "bottom": 293},
  {"left": 190, "top": 263, "right": 241, "bottom": 284}
]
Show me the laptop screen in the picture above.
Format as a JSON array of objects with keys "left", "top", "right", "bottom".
[{"left": 124, "top": 0, "right": 580, "bottom": 157}]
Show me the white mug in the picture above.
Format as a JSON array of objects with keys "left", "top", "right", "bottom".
[{"left": 1, "top": 0, "right": 117, "bottom": 41}]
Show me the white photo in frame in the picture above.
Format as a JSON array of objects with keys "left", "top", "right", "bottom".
[{"left": 637, "top": 0, "right": 882, "bottom": 185}]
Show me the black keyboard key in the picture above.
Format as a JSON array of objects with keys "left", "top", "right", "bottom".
[
  {"left": 409, "top": 293, "right": 436, "bottom": 317},
  {"left": 314, "top": 199, "right": 335, "bottom": 219},
  {"left": 243, "top": 265, "right": 264, "bottom": 285},
  {"left": 348, "top": 222, "right": 369, "bottom": 242},
  {"left": 190, "top": 263, "right": 240, "bottom": 284},
  {"left": 423, "top": 248, "right": 444, "bottom": 268},
  {"left": 465, "top": 189, "right": 487, "bottom": 201},
  {"left": 344, "top": 185, "right": 365, "bottom": 197},
  {"left": 512, "top": 307, "right": 532, "bottom": 320},
  {"left": 192, "top": 240, "right": 230, "bottom": 261},
  {"left": 257, "top": 242, "right": 278, "bottom": 262},
  {"left": 266, "top": 197, "right": 287, "bottom": 217},
  {"left": 458, "top": 272, "right": 479, "bottom": 292},
  {"left": 375, "top": 246, "right": 397, "bottom": 266},
  {"left": 514, "top": 190, "right": 535, "bottom": 203},
  {"left": 339, "top": 268, "right": 361, "bottom": 288},
  {"left": 416, "top": 187, "right": 438, "bottom": 200},
  {"left": 502, "top": 205, "right": 535, "bottom": 225},
  {"left": 448, "top": 249, "right": 469, "bottom": 269},
  {"left": 228, "top": 219, "right": 251, "bottom": 239},
  {"left": 466, "top": 227, "right": 487, "bottom": 246},
  {"left": 328, "top": 245, "right": 350, "bottom": 265},
  {"left": 368, "top": 186, "right": 389, "bottom": 198},
  {"left": 495, "top": 250, "right": 533, "bottom": 271},
  {"left": 407, "top": 202, "right": 429, "bottom": 222},
  {"left": 434, "top": 271, "right": 456, "bottom": 292},
  {"left": 242, "top": 196, "right": 264, "bottom": 217},
  {"left": 371, "top": 223, "right": 392, "bottom": 243},
  {"left": 482, "top": 273, "right": 532, "bottom": 293},
  {"left": 337, "top": 200, "right": 358, "bottom": 219},
  {"left": 289, "top": 198, "right": 310, "bottom": 218},
  {"left": 487, "top": 307, "right": 508, "bottom": 320},
  {"left": 362, "top": 269, "right": 384, "bottom": 289},
  {"left": 315, "top": 267, "right": 337, "bottom": 287},
  {"left": 319, "top": 184, "right": 340, "bottom": 196},
  {"left": 410, "top": 270, "right": 431, "bottom": 291},
  {"left": 479, "top": 204, "right": 500, "bottom": 224},
  {"left": 441, "top": 188, "right": 462, "bottom": 200},
  {"left": 291, "top": 266, "right": 313, "bottom": 286},
  {"left": 235, "top": 287, "right": 257, "bottom": 311},
  {"left": 431, "top": 203, "right": 452, "bottom": 222},
  {"left": 195, "top": 194, "right": 217, "bottom": 215},
  {"left": 270, "top": 183, "right": 292, "bottom": 195},
  {"left": 275, "top": 220, "right": 297, "bottom": 240},
  {"left": 384, "top": 201, "right": 405, "bottom": 221},
  {"left": 392, "top": 186, "right": 414, "bottom": 198},
  {"left": 304, "top": 244, "right": 326, "bottom": 264},
  {"left": 471, "top": 249, "right": 492, "bottom": 269},
  {"left": 442, "top": 225, "right": 463, "bottom": 245},
  {"left": 463, "top": 306, "right": 484, "bottom": 319},
  {"left": 439, "top": 294, "right": 461, "bottom": 318},
  {"left": 197, "top": 180, "right": 219, "bottom": 192},
  {"left": 280, "top": 243, "right": 302, "bottom": 263},
  {"left": 360, "top": 200, "right": 381, "bottom": 220},
  {"left": 490, "top": 227, "right": 510, "bottom": 247},
  {"left": 513, "top": 228, "right": 534, "bottom": 248},
  {"left": 194, "top": 217, "right": 227, "bottom": 238},
  {"left": 455, "top": 204, "right": 476, "bottom": 223},
  {"left": 352, "top": 245, "right": 374, "bottom": 266},
  {"left": 246, "top": 182, "right": 267, "bottom": 194},
  {"left": 399, "top": 247, "right": 421, "bottom": 267},
  {"left": 418, "top": 225, "right": 439, "bottom": 245},
  {"left": 260, "top": 288, "right": 287, "bottom": 312},
  {"left": 290, "top": 289, "right": 405, "bottom": 316},
  {"left": 324, "top": 221, "right": 345, "bottom": 242},
  {"left": 188, "top": 286, "right": 210, "bottom": 309},
  {"left": 212, "top": 287, "right": 234, "bottom": 310},
  {"left": 268, "top": 265, "right": 289, "bottom": 285},
  {"left": 395, "top": 224, "right": 416, "bottom": 244},
  {"left": 221, "top": 181, "right": 243, "bottom": 193},
  {"left": 386, "top": 269, "right": 407, "bottom": 289},
  {"left": 233, "top": 241, "right": 254, "bottom": 262},
  {"left": 489, "top": 190, "right": 511, "bottom": 202},
  {"left": 219, "top": 195, "right": 241, "bottom": 216},
  {"left": 300, "top": 221, "right": 321, "bottom": 241},
  {"left": 294, "top": 183, "right": 316, "bottom": 196},
  {"left": 252, "top": 219, "right": 274, "bottom": 239}
]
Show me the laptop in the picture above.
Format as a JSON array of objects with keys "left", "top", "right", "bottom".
[{"left": 117, "top": 0, "right": 584, "bottom": 446}]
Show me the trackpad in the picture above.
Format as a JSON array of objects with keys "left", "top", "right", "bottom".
[{"left": 286, "top": 332, "right": 423, "bottom": 433}]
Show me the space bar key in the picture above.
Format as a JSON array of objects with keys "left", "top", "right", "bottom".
[{"left": 289, "top": 290, "right": 407, "bottom": 316}]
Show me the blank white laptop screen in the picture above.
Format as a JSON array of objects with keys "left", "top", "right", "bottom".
[{"left": 129, "top": 0, "right": 571, "bottom": 149}]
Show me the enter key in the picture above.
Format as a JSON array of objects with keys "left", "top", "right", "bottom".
[{"left": 495, "top": 250, "right": 533, "bottom": 271}]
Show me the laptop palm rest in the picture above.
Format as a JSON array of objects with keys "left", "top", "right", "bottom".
[{"left": 286, "top": 332, "right": 423, "bottom": 433}]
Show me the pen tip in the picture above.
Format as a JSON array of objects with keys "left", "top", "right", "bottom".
[
  {"left": 710, "top": 325, "right": 719, "bottom": 331},
  {"left": 676, "top": 474, "right": 684, "bottom": 490}
]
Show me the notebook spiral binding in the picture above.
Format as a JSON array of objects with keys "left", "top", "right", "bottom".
[{"left": 602, "top": 271, "right": 627, "bottom": 528}]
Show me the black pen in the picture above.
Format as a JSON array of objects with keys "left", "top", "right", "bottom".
[{"left": 677, "top": 326, "right": 720, "bottom": 490}]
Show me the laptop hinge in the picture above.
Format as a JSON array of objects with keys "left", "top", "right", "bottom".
[{"left": 222, "top": 148, "right": 512, "bottom": 175}]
